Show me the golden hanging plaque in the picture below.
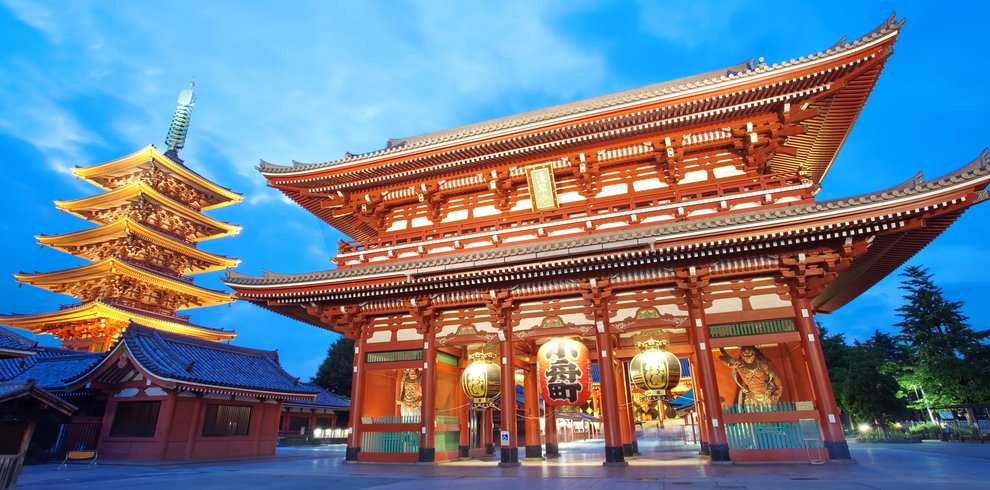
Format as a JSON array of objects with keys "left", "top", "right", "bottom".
[{"left": 525, "top": 164, "right": 559, "bottom": 210}]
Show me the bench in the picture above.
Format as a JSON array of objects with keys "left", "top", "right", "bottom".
[{"left": 56, "top": 450, "right": 97, "bottom": 471}]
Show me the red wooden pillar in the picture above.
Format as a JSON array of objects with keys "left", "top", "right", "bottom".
[
  {"left": 615, "top": 360, "right": 634, "bottom": 458},
  {"left": 686, "top": 299, "right": 730, "bottom": 461},
  {"left": 791, "top": 292, "right": 850, "bottom": 460},
  {"left": 419, "top": 331, "right": 438, "bottom": 462},
  {"left": 483, "top": 407, "right": 495, "bottom": 455},
  {"left": 594, "top": 320, "right": 627, "bottom": 466},
  {"left": 523, "top": 366, "right": 542, "bottom": 459},
  {"left": 157, "top": 390, "right": 178, "bottom": 459},
  {"left": 457, "top": 365, "right": 470, "bottom": 458},
  {"left": 619, "top": 360, "right": 640, "bottom": 456},
  {"left": 688, "top": 358, "right": 710, "bottom": 451},
  {"left": 184, "top": 395, "right": 204, "bottom": 459},
  {"left": 345, "top": 336, "right": 366, "bottom": 462},
  {"left": 498, "top": 327, "right": 520, "bottom": 466},
  {"left": 544, "top": 403, "right": 559, "bottom": 457}
]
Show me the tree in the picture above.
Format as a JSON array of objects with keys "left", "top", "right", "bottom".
[
  {"left": 838, "top": 342, "right": 910, "bottom": 424},
  {"left": 311, "top": 336, "right": 355, "bottom": 397},
  {"left": 894, "top": 266, "right": 990, "bottom": 405}
]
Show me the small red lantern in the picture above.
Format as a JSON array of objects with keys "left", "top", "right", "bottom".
[{"left": 537, "top": 338, "right": 591, "bottom": 406}]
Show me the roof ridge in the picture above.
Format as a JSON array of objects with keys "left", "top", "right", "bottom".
[{"left": 258, "top": 15, "right": 905, "bottom": 176}]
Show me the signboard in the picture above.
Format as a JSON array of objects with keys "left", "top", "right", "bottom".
[
  {"left": 500, "top": 430, "right": 510, "bottom": 443},
  {"left": 525, "top": 164, "right": 559, "bottom": 210}
]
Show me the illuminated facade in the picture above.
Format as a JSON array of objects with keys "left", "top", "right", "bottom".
[{"left": 226, "top": 16, "right": 988, "bottom": 464}]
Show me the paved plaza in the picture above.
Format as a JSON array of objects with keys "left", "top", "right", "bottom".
[{"left": 16, "top": 438, "right": 990, "bottom": 489}]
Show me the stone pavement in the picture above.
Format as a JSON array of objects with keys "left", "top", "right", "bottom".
[{"left": 15, "top": 438, "right": 990, "bottom": 489}]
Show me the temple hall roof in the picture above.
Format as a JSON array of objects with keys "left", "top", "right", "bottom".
[
  {"left": 0, "top": 349, "right": 104, "bottom": 391},
  {"left": 0, "top": 326, "right": 39, "bottom": 357},
  {"left": 0, "top": 379, "right": 77, "bottom": 416},
  {"left": 285, "top": 382, "right": 350, "bottom": 409},
  {"left": 67, "top": 322, "right": 319, "bottom": 400}
]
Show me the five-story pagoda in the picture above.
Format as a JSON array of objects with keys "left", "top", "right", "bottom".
[{"left": 1, "top": 84, "right": 243, "bottom": 352}]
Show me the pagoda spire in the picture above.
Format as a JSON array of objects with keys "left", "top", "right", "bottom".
[{"left": 164, "top": 81, "right": 196, "bottom": 162}]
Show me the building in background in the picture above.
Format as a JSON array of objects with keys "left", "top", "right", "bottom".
[{"left": 0, "top": 86, "right": 345, "bottom": 462}]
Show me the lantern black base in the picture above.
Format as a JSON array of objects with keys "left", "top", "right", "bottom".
[
  {"left": 344, "top": 446, "right": 360, "bottom": 462},
  {"left": 826, "top": 440, "right": 852, "bottom": 460},
  {"left": 418, "top": 448, "right": 435, "bottom": 463},
  {"left": 458, "top": 445, "right": 469, "bottom": 458},
  {"left": 485, "top": 443, "right": 495, "bottom": 455},
  {"left": 709, "top": 443, "right": 730, "bottom": 462},
  {"left": 499, "top": 446, "right": 519, "bottom": 467},
  {"left": 603, "top": 446, "right": 627, "bottom": 467},
  {"left": 525, "top": 445, "right": 543, "bottom": 459},
  {"left": 699, "top": 441, "right": 710, "bottom": 455},
  {"left": 632, "top": 440, "right": 641, "bottom": 456},
  {"left": 545, "top": 443, "right": 560, "bottom": 458}
]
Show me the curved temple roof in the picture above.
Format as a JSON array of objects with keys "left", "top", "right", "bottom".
[
  {"left": 258, "top": 14, "right": 903, "bottom": 183},
  {"left": 227, "top": 149, "right": 990, "bottom": 314},
  {"left": 65, "top": 322, "right": 319, "bottom": 399}
]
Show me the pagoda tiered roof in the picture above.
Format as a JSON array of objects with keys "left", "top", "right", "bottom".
[
  {"left": 54, "top": 182, "right": 241, "bottom": 242},
  {"left": 65, "top": 322, "right": 320, "bottom": 400},
  {"left": 258, "top": 15, "right": 904, "bottom": 241},
  {"left": 72, "top": 145, "right": 243, "bottom": 210},
  {"left": 37, "top": 219, "right": 240, "bottom": 275},
  {"left": 0, "top": 301, "right": 236, "bottom": 342},
  {"left": 15, "top": 258, "right": 233, "bottom": 310},
  {"left": 226, "top": 150, "right": 990, "bottom": 317}
]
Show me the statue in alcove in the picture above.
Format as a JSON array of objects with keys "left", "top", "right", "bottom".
[
  {"left": 718, "top": 346, "right": 782, "bottom": 406},
  {"left": 397, "top": 368, "right": 423, "bottom": 417}
]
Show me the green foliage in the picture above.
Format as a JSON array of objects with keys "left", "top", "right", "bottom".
[
  {"left": 838, "top": 344, "right": 910, "bottom": 424},
  {"left": 895, "top": 266, "right": 990, "bottom": 405},
  {"left": 906, "top": 422, "right": 942, "bottom": 439},
  {"left": 856, "top": 423, "right": 909, "bottom": 441},
  {"left": 819, "top": 323, "right": 850, "bottom": 407},
  {"left": 311, "top": 336, "right": 355, "bottom": 397}
]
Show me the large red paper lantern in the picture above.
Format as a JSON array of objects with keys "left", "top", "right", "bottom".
[{"left": 537, "top": 338, "right": 591, "bottom": 406}]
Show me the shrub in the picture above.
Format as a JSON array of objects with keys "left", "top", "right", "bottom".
[{"left": 907, "top": 422, "right": 942, "bottom": 439}]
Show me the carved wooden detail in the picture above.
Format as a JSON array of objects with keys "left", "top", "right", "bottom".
[
  {"left": 778, "top": 239, "right": 868, "bottom": 298},
  {"left": 304, "top": 303, "right": 370, "bottom": 340}
]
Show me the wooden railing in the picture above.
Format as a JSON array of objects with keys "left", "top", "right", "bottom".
[{"left": 725, "top": 421, "right": 822, "bottom": 450}]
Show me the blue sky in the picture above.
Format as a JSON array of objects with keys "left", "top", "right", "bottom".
[{"left": 1, "top": 1, "right": 987, "bottom": 379}]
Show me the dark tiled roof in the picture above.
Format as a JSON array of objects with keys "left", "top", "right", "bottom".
[
  {"left": 228, "top": 149, "right": 990, "bottom": 288},
  {"left": 2, "top": 350, "right": 104, "bottom": 390},
  {"left": 0, "top": 379, "right": 77, "bottom": 415},
  {"left": 0, "top": 327, "right": 38, "bottom": 353},
  {"left": 115, "top": 322, "right": 319, "bottom": 397},
  {"left": 285, "top": 383, "right": 350, "bottom": 409},
  {"left": 259, "top": 15, "right": 904, "bottom": 175}
]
